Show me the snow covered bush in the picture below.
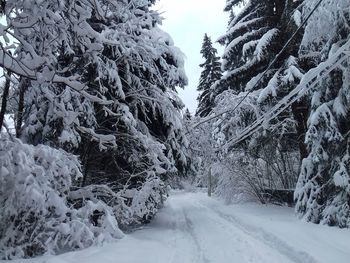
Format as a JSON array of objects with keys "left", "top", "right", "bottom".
[
  {"left": 213, "top": 146, "right": 299, "bottom": 204},
  {"left": 190, "top": 87, "right": 300, "bottom": 204},
  {"left": 0, "top": 137, "right": 123, "bottom": 259},
  {"left": 70, "top": 175, "right": 167, "bottom": 229},
  {"left": 212, "top": 159, "right": 257, "bottom": 204},
  {"left": 120, "top": 175, "right": 167, "bottom": 227}
]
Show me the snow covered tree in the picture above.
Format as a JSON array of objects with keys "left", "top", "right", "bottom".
[
  {"left": 214, "top": 0, "right": 304, "bottom": 153},
  {"left": 196, "top": 34, "right": 222, "bottom": 117},
  {"left": 195, "top": 0, "right": 306, "bottom": 204},
  {"left": 295, "top": 0, "right": 350, "bottom": 227},
  {"left": 216, "top": 0, "right": 350, "bottom": 225},
  {"left": 185, "top": 114, "right": 218, "bottom": 190},
  {"left": 219, "top": 0, "right": 308, "bottom": 149},
  {"left": 215, "top": 0, "right": 304, "bottom": 93},
  {"left": 215, "top": 0, "right": 283, "bottom": 95},
  {"left": 6, "top": 0, "right": 190, "bottom": 224},
  {"left": 0, "top": 0, "right": 192, "bottom": 258},
  {"left": 255, "top": 0, "right": 309, "bottom": 160}
]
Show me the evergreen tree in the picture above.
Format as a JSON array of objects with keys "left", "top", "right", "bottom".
[
  {"left": 0, "top": 0, "right": 191, "bottom": 257},
  {"left": 212, "top": 0, "right": 350, "bottom": 227},
  {"left": 196, "top": 34, "right": 222, "bottom": 117},
  {"left": 19, "top": 0, "right": 188, "bottom": 224},
  {"left": 215, "top": 0, "right": 303, "bottom": 94},
  {"left": 213, "top": 0, "right": 307, "bottom": 161},
  {"left": 198, "top": 0, "right": 306, "bottom": 203},
  {"left": 215, "top": 0, "right": 281, "bottom": 95},
  {"left": 295, "top": 0, "right": 350, "bottom": 227}
]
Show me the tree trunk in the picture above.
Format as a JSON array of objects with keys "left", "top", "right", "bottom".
[
  {"left": 208, "top": 167, "right": 212, "bottom": 197},
  {"left": 16, "top": 78, "right": 27, "bottom": 138},
  {"left": 0, "top": 71, "right": 11, "bottom": 131},
  {"left": 291, "top": 99, "right": 309, "bottom": 160}
]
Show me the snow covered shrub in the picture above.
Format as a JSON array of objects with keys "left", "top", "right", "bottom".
[
  {"left": 120, "top": 175, "right": 167, "bottom": 227},
  {"left": 185, "top": 119, "right": 216, "bottom": 187},
  {"left": 71, "top": 174, "right": 167, "bottom": 229},
  {"left": 219, "top": 147, "right": 298, "bottom": 204},
  {"left": 0, "top": 137, "right": 123, "bottom": 259},
  {"left": 193, "top": 90, "right": 300, "bottom": 204},
  {"left": 214, "top": 155, "right": 263, "bottom": 203}
]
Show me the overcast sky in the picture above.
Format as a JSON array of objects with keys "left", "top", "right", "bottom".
[{"left": 154, "top": 0, "right": 228, "bottom": 114}]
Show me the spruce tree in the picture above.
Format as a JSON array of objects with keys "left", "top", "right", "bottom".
[
  {"left": 0, "top": 0, "right": 191, "bottom": 257},
  {"left": 196, "top": 34, "right": 222, "bottom": 117},
  {"left": 214, "top": 0, "right": 306, "bottom": 95},
  {"left": 214, "top": 0, "right": 307, "bottom": 158},
  {"left": 295, "top": 0, "right": 350, "bottom": 227},
  {"left": 202, "top": 0, "right": 306, "bottom": 203},
  {"left": 213, "top": 0, "right": 350, "bottom": 227}
]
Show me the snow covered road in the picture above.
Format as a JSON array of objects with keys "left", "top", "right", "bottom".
[{"left": 11, "top": 191, "right": 350, "bottom": 263}]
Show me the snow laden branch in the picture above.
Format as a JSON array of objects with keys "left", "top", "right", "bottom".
[
  {"left": 0, "top": 43, "right": 113, "bottom": 106},
  {"left": 220, "top": 38, "right": 350, "bottom": 152}
]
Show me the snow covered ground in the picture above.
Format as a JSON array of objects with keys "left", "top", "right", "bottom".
[{"left": 8, "top": 191, "right": 350, "bottom": 263}]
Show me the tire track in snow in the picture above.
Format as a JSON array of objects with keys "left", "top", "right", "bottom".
[
  {"left": 178, "top": 197, "right": 293, "bottom": 263},
  {"left": 202, "top": 201, "right": 318, "bottom": 263},
  {"left": 182, "top": 208, "right": 210, "bottom": 263},
  {"left": 164, "top": 195, "right": 209, "bottom": 263}
]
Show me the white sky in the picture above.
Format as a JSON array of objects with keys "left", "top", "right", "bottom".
[{"left": 154, "top": 0, "right": 228, "bottom": 114}]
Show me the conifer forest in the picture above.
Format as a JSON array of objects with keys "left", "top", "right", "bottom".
[{"left": 0, "top": 0, "right": 350, "bottom": 262}]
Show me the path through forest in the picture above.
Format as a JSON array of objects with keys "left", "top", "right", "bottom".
[{"left": 13, "top": 191, "right": 350, "bottom": 263}]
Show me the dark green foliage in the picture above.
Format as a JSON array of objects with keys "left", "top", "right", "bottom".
[
  {"left": 196, "top": 34, "right": 222, "bottom": 117},
  {"left": 215, "top": 0, "right": 304, "bottom": 95}
]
